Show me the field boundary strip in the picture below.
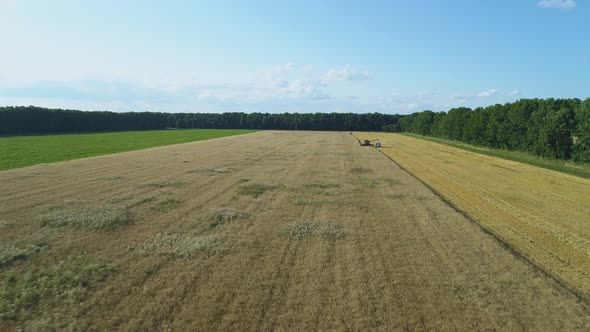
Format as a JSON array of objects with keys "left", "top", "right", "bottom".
[
  {"left": 402, "top": 133, "right": 590, "bottom": 180},
  {"left": 0, "top": 129, "right": 259, "bottom": 171},
  {"left": 370, "top": 141, "right": 590, "bottom": 305}
]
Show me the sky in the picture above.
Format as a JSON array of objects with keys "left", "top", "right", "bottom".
[{"left": 0, "top": 0, "right": 588, "bottom": 114}]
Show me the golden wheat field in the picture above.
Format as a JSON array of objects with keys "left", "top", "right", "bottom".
[
  {"left": 355, "top": 132, "right": 590, "bottom": 298},
  {"left": 1, "top": 131, "right": 590, "bottom": 330}
]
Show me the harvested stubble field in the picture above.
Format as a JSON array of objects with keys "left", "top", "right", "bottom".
[
  {"left": 354, "top": 132, "right": 590, "bottom": 298},
  {"left": 1, "top": 131, "right": 590, "bottom": 330}
]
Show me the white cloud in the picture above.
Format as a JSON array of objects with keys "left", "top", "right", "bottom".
[
  {"left": 508, "top": 89, "right": 520, "bottom": 96},
  {"left": 325, "top": 65, "right": 372, "bottom": 82},
  {"left": 477, "top": 88, "right": 498, "bottom": 97},
  {"left": 286, "top": 80, "right": 329, "bottom": 100},
  {"left": 537, "top": 0, "right": 576, "bottom": 10}
]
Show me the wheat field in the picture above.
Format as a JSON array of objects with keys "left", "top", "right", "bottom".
[
  {"left": 1, "top": 131, "right": 589, "bottom": 330},
  {"left": 355, "top": 132, "right": 590, "bottom": 297}
]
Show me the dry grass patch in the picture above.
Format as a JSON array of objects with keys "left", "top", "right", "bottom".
[
  {"left": 101, "top": 176, "right": 125, "bottom": 180},
  {"left": 144, "top": 180, "right": 185, "bottom": 188},
  {"left": 293, "top": 197, "right": 329, "bottom": 206},
  {"left": 388, "top": 193, "right": 406, "bottom": 200},
  {"left": 382, "top": 178, "right": 402, "bottom": 187},
  {"left": 237, "top": 183, "right": 277, "bottom": 198},
  {"left": 351, "top": 167, "right": 371, "bottom": 174},
  {"left": 0, "top": 255, "right": 116, "bottom": 325},
  {"left": 128, "top": 234, "right": 226, "bottom": 258},
  {"left": 209, "top": 208, "right": 247, "bottom": 229},
  {"left": 39, "top": 201, "right": 132, "bottom": 231},
  {"left": 150, "top": 199, "right": 183, "bottom": 213},
  {"left": 304, "top": 182, "right": 340, "bottom": 190}
]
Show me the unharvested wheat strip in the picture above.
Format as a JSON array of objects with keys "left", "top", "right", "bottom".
[{"left": 356, "top": 132, "right": 590, "bottom": 297}]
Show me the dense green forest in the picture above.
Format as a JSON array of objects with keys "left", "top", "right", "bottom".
[
  {"left": 1, "top": 97, "right": 589, "bottom": 162},
  {"left": 0, "top": 106, "right": 400, "bottom": 134},
  {"left": 397, "top": 98, "right": 590, "bottom": 162}
]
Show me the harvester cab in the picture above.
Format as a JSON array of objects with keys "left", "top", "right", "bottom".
[{"left": 361, "top": 139, "right": 381, "bottom": 147}]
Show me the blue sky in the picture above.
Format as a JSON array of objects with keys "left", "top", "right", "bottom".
[{"left": 0, "top": 0, "right": 588, "bottom": 114}]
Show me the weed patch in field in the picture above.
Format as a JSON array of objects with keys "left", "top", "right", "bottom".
[
  {"left": 129, "top": 234, "right": 225, "bottom": 257},
  {"left": 382, "top": 178, "right": 402, "bottom": 187},
  {"left": 320, "top": 224, "right": 346, "bottom": 240},
  {"left": 388, "top": 193, "right": 406, "bottom": 200},
  {"left": 144, "top": 180, "right": 186, "bottom": 188},
  {"left": 293, "top": 198, "right": 328, "bottom": 206},
  {"left": 351, "top": 167, "right": 372, "bottom": 174},
  {"left": 101, "top": 176, "right": 125, "bottom": 180},
  {"left": 129, "top": 196, "right": 158, "bottom": 207},
  {"left": 150, "top": 199, "right": 183, "bottom": 212},
  {"left": 39, "top": 201, "right": 132, "bottom": 230},
  {"left": 237, "top": 183, "right": 277, "bottom": 198},
  {"left": 0, "top": 255, "right": 116, "bottom": 323},
  {"left": 362, "top": 179, "right": 378, "bottom": 188},
  {"left": 0, "top": 220, "right": 13, "bottom": 228},
  {"left": 109, "top": 196, "right": 133, "bottom": 204},
  {"left": 304, "top": 182, "right": 340, "bottom": 190},
  {"left": 302, "top": 182, "right": 341, "bottom": 195},
  {"left": 208, "top": 168, "right": 228, "bottom": 174},
  {"left": 0, "top": 244, "right": 48, "bottom": 268},
  {"left": 281, "top": 222, "right": 317, "bottom": 240},
  {"left": 209, "top": 208, "right": 246, "bottom": 228}
]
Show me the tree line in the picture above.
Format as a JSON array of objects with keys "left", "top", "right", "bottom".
[
  {"left": 1, "top": 97, "right": 589, "bottom": 162},
  {"left": 396, "top": 98, "right": 590, "bottom": 162},
  {"left": 0, "top": 106, "right": 400, "bottom": 134}
]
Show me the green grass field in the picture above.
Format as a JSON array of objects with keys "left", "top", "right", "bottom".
[
  {"left": 0, "top": 129, "right": 258, "bottom": 170},
  {"left": 404, "top": 133, "right": 590, "bottom": 179}
]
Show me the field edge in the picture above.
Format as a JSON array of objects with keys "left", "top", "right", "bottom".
[{"left": 372, "top": 144, "right": 590, "bottom": 304}]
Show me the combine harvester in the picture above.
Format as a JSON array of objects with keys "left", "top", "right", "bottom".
[{"left": 360, "top": 139, "right": 382, "bottom": 148}]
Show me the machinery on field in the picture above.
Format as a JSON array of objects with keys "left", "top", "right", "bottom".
[{"left": 360, "top": 139, "right": 381, "bottom": 148}]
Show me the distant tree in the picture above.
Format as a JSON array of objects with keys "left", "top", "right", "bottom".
[{"left": 573, "top": 99, "right": 590, "bottom": 162}]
